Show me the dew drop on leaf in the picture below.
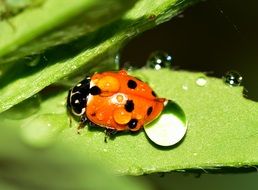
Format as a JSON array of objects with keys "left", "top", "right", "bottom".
[
  {"left": 223, "top": 71, "right": 243, "bottom": 86},
  {"left": 182, "top": 84, "right": 188, "bottom": 91},
  {"left": 144, "top": 100, "right": 187, "bottom": 147},
  {"left": 196, "top": 76, "right": 207, "bottom": 87},
  {"left": 146, "top": 51, "right": 173, "bottom": 70},
  {"left": 114, "top": 53, "right": 120, "bottom": 66},
  {"left": 122, "top": 62, "right": 135, "bottom": 71}
]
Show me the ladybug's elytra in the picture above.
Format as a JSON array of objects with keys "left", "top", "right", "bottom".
[{"left": 67, "top": 70, "right": 166, "bottom": 133}]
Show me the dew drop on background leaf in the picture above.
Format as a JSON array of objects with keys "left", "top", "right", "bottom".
[
  {"left": 146, "top": 51, "right": 173, "bottom": 70},
  {"left": 115, "top": 53, "right": 120, "bottom": 67},
  {"left": 223, "top": 71, "right": 243, "bottom": 87},
  {"left": 196, "top": 76, "right": 207, "bottom": 87},
  {"left": 122, "top": 62, "right": 135, "bottom": 71},
  {"left": 182, "top": 84, "right": 188, "bottom": 91},
  {"left": 144, "top": 100, "right": 187, "bottom": 147}
]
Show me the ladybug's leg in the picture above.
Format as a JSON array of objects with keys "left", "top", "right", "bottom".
[
  {"left": 77, "top": 115, "right": 88, "bottom": 134},
  {"left": 104, "top": 128, "right": 117, "bottom": 143}
]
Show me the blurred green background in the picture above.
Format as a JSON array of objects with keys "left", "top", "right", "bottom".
[{"left": 121, "top": 0, "right": 258, "bottom": 189}]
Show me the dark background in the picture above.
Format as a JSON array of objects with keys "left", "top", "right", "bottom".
[
  {"left": 123, "top": 0, "right": 258, "bottom": 189},
  {"left": 122, "top": 0, "right": 258, "bottom": 101}
]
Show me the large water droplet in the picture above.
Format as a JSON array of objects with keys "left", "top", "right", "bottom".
[
  {"left": 144, "top": 100, "right": 187, "bottom": 147},
  {"left": 223, "top": 71, "right": 243, "bottom": 86},
  {"left": 146, "top": 51, "right": 173, "bottom": 70},
  {"left": 2, "top": 94, "right": 41, "bottom": 120},
  {"left": 196, "top": 76, "right": 207, "bottom": 87}
]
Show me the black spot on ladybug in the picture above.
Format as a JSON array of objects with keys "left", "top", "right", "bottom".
[
  {"left": 147, "top": 106, "right": 153, "bottom": 116},
  {"left": 152, "top": 90, "right": 157, "bottom": 97},
  {"left": 127, "top": 80, "right": 137, "bottom": 89},
  {"left": 90, "top": 86, "right": 101, "bottom": 95},
  {"left": 124, "top": 100, "right": 134, "bottom": 112},
  {"left": 128, "top": 119, "right": 138, "bottom": 129},
  {"left": 91, "top": 112, "right": 96, "bottom": 117}
]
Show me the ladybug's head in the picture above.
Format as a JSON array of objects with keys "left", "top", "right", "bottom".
[{"left": 67, "top": 77, "right": 91, "bottom": 117}]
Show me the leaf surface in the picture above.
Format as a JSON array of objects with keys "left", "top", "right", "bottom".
[{"left": 2, "top": 69, "right": 257, "bottom": 175}]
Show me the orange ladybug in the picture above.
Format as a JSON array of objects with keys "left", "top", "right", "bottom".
[{"left": 67, "top": 70, "right": 166, "bottom": 134}]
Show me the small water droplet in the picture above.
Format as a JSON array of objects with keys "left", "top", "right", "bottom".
[
  {"left": 25, "top": 55, "right": 41, "bottom": 67},
  {"left": 196, "top": 77, "right": 207, "bottom": 87},
  {"left": 128, "top": 165, "right": 144, "bottom": 175},
  {"left": 223, "top": 71, "right": 243, "bottom": 86},
  {"left": 193, "top": 153, "right": 198, "bottom": 156},
  {"left": 144, "top": 100, "right": 187, "bottom": 147},
  {"left": 178, "top": 14, "right": 184, "bottom": 18},
  {"left": 2, "top": 94, "right": 41, "bottom": 120},
  {"left": 182, "top": 84, "right": 188, "bottom": 91},
  {"left": 146, "top": 51, "right": 173, "bottom": 70},
  {"left": 114, "top": 53, "right": 120, "bottom": 66},
  {"left": 122, "top": 62, "right": 135, "bottom": 71}
]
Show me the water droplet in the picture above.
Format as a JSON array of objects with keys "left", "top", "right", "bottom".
[
  {"left": 25, "top": 55, "right": 41, "bottom": 67},
  {"left": 128, "top": 165, "right": 144, "bottom": 175},
  {"left": 21, "top": 114, "right": 66, "bottom": 148},
  {"left": 196, "top": 76, "right": 207, "bottom": 87},
  {"left": 146, "top": 51, "right": 173, "bottom": 70},
  {"left": 2, "top": 94, "right": 41, "bottom": 120},
  {"left": 223, "top": 71, "right": 243, "bottom": 86},
  {"left": 182, "top": 84, "right": 188, "bottom": 91},
  {"left": 144, "top": 100, "right": 187, "bottom": 147},
  {"left": 114, "top": 53, "right": 120, "bottom": 66},
  {"left": 122, "top": 62, "right": 135, "bottom": 71}
]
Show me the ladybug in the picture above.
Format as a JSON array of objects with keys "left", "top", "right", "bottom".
[{"left": 67, "top": 70, "right": 166, "bottom": 134}]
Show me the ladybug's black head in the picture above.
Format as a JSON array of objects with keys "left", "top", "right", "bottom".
[{"left": 67, "top": 77, "right": 91, "bottom": 116}]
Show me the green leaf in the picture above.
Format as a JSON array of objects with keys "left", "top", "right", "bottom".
[
  {"left": 1, "top": 69, "right": 258, "bottom": 175},
  {"left": 0, "top": 0, "right": 199, "bottom": 113},
  {"left": 0, "top": 0, "right": 136, "bottom": 59},
  {"left": 0, "top": 0, "right": 137, "bottom": 64},
  {"left": 0, "top": 124, "right": 150, "bottom": 190}
]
